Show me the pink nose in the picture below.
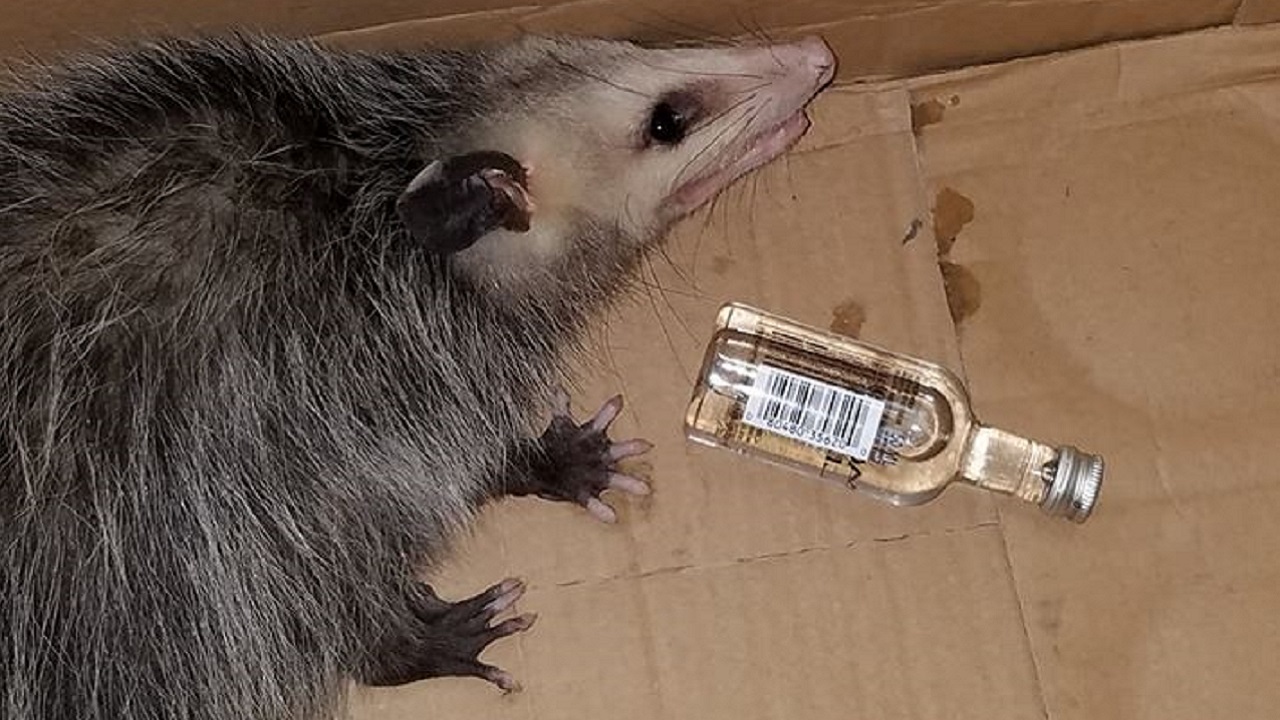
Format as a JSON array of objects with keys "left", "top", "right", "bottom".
[{"left": 784, "top": 35, "right": 837, "bottom": 84}]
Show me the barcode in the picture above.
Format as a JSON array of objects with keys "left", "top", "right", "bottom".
[{"left": 742, "top": 364, "right": 886, "bottom": 461}]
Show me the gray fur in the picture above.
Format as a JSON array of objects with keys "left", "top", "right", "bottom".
[
  {"left": 0, "top": 33, "right": 652, "bottom": 720},
  {"left": 0, "top": 30, "right": 832, "bottom": 720}
]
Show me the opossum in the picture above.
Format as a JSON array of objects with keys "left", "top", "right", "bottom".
[{"left": 0, "top": 31, "right": 835, "bottom": 720}]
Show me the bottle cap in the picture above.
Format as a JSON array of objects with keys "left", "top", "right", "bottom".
[{"left": 1040, "top": 446, "right": 1104, "bottom": 522}]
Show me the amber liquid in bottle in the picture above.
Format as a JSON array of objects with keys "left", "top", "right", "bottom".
[{"left": 684, "top": 303, "right": 1103, "bottom": 521}]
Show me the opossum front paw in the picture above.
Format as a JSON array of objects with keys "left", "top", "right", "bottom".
[
  {"left": 520, "top": 390, "right": 653, "bottom": 523},
  {"left": 397, "top": 150, "right": 534, "bottom": 254},
  {"left": 360, "top": 578, "right": 536, "bottom": 692}
]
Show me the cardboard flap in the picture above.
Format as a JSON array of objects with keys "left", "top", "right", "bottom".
[
  {"left": 1236, "top": 0, "right": 1280, "bottom": 23},
  {"left": 2, "top": 0, "right": 1243, "bottom": 80}
]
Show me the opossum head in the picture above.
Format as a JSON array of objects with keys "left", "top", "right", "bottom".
[{"left": 409, "top": 35, "right": 836, "bottom": 289}]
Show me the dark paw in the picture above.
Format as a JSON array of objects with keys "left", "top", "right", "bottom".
[
  {"left": 529, "top": 389, "right": 653, "bottom": 523},
  {"left": 397, "top": 150, "right": 535, "bottom": 254},
  {"left": 362, "top": 578, "right": 537, "bottom": 692}
]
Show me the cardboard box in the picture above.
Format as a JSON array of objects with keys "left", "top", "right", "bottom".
[
  {"left": 4, "top": 0, "right": 1273, "bottom": 78},
  {"left": 8, "top": 3, "right": 1278, "bottom": 719}
]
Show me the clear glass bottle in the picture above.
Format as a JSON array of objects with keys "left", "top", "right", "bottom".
[{"left": 684, "top": 302, "right": 1103, "bottom": 522}]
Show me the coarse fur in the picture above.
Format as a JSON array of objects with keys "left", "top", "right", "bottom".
[{"left": 0, "top": 31, "right": 833, "bottom": 720}]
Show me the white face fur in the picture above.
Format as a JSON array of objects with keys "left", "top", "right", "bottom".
[{"left": 452, "top": 35, "right": 836, "bottom": 287}]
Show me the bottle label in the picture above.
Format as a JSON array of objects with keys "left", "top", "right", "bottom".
[{"left": 742, "top": 364, "right": 887, "bottom": 461}]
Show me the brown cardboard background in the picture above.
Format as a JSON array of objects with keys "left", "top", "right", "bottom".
[
  {"left": 1237, "top": 0, "right": 1280, "bottom": 23},
  {"left": 908, "top": 23, "right": 1280, "bottom": 719},
  {"left": 317, "top": 0, "right": 1247, "bottom": 80},
  {"left": 0, "top": 0, "right": 1245, "bottom": 79}
]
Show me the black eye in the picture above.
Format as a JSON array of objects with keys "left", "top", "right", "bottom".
[{"left": 647, "top": 102, "right": 687, "bottom": 145}]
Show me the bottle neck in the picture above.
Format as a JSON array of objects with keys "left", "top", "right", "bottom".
[{"left": 959, "top": 425, "right": 1055, "bottom": 506}]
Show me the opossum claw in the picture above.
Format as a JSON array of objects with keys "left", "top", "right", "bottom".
[
  {"left": 484, "top": 666, "right": 522, "bottom": 693},
  {"left": 608, "top": 472, "right": 651, "bottom": 495},
  {"left": 510, "top": 392, "right": 654, "bottom": 522},
  {"left": 357, "top": 578, "right": 536, "bottom": 691},
  {"left": 481, "top": 577, "right": 527, "bottom": 615},
  {"left": 585, "top": 497, "right": 617, "bottom": 523},
  {"left": 585, "top": 393, "right": 624, "bottom": 432},
  {"left": 608, "top": 440, "right": 654, "bottom": 462}
]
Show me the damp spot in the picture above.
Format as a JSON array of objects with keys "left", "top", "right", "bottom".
[
  {"left": 709, "top": 255, "right": 735, "bottom": 275},
  {"left": 910, "top": 98, "right": 947, "bottom": 133},
  {"left": 933, "top": 187, "right": 975, "bottom": 257},
  {"left": 829, "top": 299, "right": 867, "bottom": 338},
  {"left": 940, "top": 261, "right": 982, "bottom": 324}
]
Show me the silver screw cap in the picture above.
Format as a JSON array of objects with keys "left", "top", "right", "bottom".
[{"left": 1040, "top": 446, "right": 1104, "bottom": 523}]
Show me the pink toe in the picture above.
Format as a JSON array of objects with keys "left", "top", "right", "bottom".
[
  {"left": 588, "top": 395, "right": 624, "bottom": 432},
  {"left": 608, "top": 473, "right": 652, "bottom": 496},
  {"left": 485, "top": 579, "right": 527, "bottom": 614},
  {"left": 489, "top": 668, "right": 521, "bottom": 693},
  {"left": 608, "top": 439, "right": 653, "bottom": 461},
  {"left": 585, "top": 497, "right": 618, "bottom": 523}
]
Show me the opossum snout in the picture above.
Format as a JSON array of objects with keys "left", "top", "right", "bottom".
[
  {"left": 655, "top": 36, "right": 837, "bottom": 217},
  {"left": 773, "top": 36, "right": 838, "bottom": 87},
  {"left": 742, "top": 36, "right": 837, "bottom": 123}
]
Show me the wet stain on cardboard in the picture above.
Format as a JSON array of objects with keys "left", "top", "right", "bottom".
[
  {"left": 940, "top": 261, "right": 982, "bottom": 324},
  {"left": 910, "top": 95, "right": 960, "bottom": 133},
  {"left": 829, "top": 299, "right": 866, "bottom": 338},
  {"left": 709, "top": 255, "right": 735, "bottom": 275},
  {"left": 933, "top": 187, "right": 975, "bottom": 256},
  {"left": 911, "top": 99, "right": 947, "bottom": 133}
]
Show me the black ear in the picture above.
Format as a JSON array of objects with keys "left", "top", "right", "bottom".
[{"left": 396, "top": 151, "right": 533, "bottom": 255}]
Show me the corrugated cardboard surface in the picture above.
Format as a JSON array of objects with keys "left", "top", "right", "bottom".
[
  {"left": 0, "top": 0, "right": 1247, "bottom": 79},
  {"left": 343, "top": 19, "right": 1280, "bottom": 720},
  {"left": 909, "top": 23, "right": 1280, "bottom": 719},
  {"left": 1237, "top": 0, "right": 1280, "bottom": 23}
]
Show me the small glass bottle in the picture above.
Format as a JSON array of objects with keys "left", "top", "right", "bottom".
[{"left": 684, "top": 302, "right": 1103, "bottom": 522}]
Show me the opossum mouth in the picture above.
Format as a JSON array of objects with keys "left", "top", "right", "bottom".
[{"left": 666, "top": 110, "right": 812, "bottom": 217}]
